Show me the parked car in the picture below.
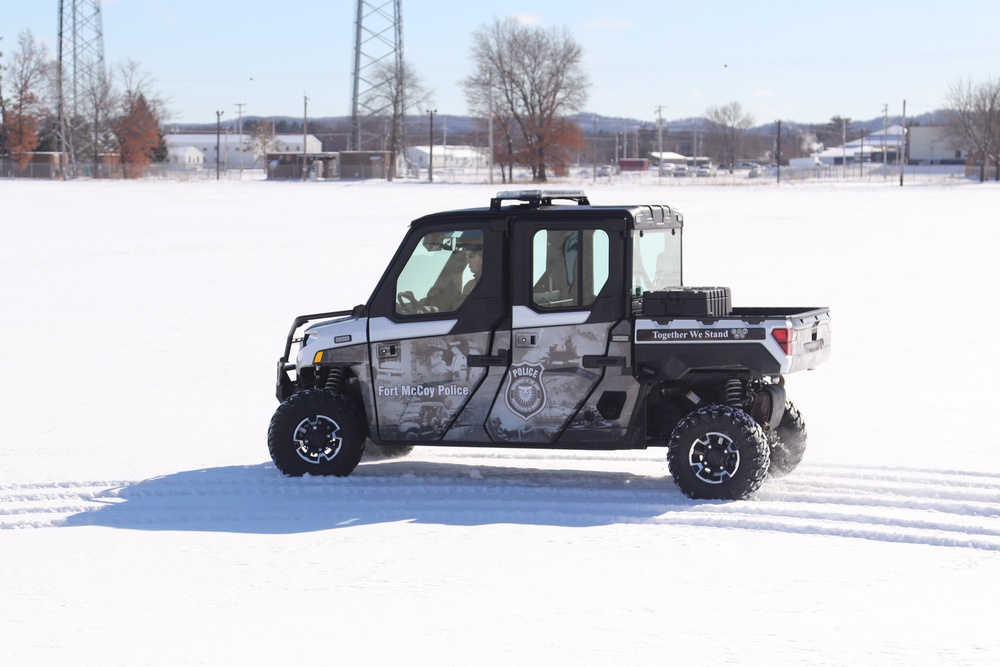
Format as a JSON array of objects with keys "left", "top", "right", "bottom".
[
  {"left": 658, "top": 163, "right": 675, "bottom": 176},
  {"left": 696, "top": 165, "right": 715, "bottom": 177},
  {"left": 672, "top": 165, "right": 690, "bottom": 177}
]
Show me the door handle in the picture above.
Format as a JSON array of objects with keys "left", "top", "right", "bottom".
[
  {"left": 468, "top": 349, "right": 509, "bottom": 367},
  {"left": 582, "top": 355, "right": 626, "bottom": 368}
]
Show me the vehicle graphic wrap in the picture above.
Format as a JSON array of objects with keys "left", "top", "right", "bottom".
[
  {"left": 371, "top": 332, "right": 490, "bottom": 442},
  {"left": 488, "top": 322, "right": 610, "bottom": 443},
  {"left": 505, "top": 362, "right": 547, "bottom": 420}
]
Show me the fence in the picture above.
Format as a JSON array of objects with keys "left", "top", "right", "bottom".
[
  {"left": 0, "top": 158, "right": 988, "bottom": 185},
  {"left": 0, "top": 158, "right": 267, "bottom": 181}
]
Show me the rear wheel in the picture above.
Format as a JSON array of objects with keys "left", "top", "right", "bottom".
[
  {"left": 768, "top": 401, "right": 807, "bottom": 477},
  {"left": 267, "top": 389, "right": 366, "bottom": 476},
  {"left": 667, "top": 405, "right": 770, "bottom": 500}
]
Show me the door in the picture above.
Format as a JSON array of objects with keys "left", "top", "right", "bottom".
[
  {"left": 487, "top": 218, "right": 626, "bottom": 444},
  {"left": 367, "top": 221, "right": 507, "bottom": 443}
]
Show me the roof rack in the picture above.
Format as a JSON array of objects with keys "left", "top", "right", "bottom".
[{"left": 490, "top": 189, "right": 590, "bottom": 211}]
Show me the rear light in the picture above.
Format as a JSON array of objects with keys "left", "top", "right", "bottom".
[{"left": 771, "top": 327, "right": 791, "bottom": 355}]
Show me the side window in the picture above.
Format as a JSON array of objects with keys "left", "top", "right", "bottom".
[
  {"left": 531, "top": 229, "right": 609, "bottom": 309},
  {"left": 395, "top": 229, "right": 484, "bottom": 316},
  {"left": 632, "top": 227, "right": 681, "bottom": 296}
]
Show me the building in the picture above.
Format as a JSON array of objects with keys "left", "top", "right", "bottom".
[
  {"left": 907, "top": 126, "right": 966, "bottom": 164},
  {"left": 164, "top": 133, "right": 323, "bottom": 169},
  {"left": 807, "top": 125, "right": 906, "bottom": 166},
  {"left": 405, "top": 145, "right": 489, "bottom": 171},
  {"left": 648, "top": 151, "right": 687, "bottom": 166},
  {"left": 168, "top": 146, "right": 204, "bottom": 168}
]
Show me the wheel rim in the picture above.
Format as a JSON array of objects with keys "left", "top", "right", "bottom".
[
  {"left": 688, "top": 431, "right": 740, "bottom": 484},
  {"left": 293, "top": 415, "right": 343, "bottom": 464}
]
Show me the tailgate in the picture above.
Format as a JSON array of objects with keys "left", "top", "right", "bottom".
[{"left": 772, "top": 308, "right": 831, "bottom": 373}]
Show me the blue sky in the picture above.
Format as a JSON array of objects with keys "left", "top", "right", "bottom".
[{"left": 3, "top": 1, "right": 999, "bottom": 126}]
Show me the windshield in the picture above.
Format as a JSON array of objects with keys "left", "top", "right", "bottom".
[{"left": 632, "top": 227, "right": 682, "bottom": 296}]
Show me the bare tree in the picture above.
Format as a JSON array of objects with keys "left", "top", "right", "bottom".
[
  {"left": 944, "top": 77, "right": 1000, "bottom": 182},
  {"left": 463, "top": 17, "right": 589, "bottom": 182},
  {"left": 0, "top": 36, "right": 7, "bottom": 166},
  {"left": 246, "top": 119, "right": 276, "bottom": 166},
  {"left": 1, "top": 31, "right": 51, "bottom": 173},
  {"left": 116, "top": 59, "right": 169, "bottom": 121},
  {"left": 361, "top": 59, "right": 428, "bottom": 180},
  {"left": 78, "top": 66, "right": 116, "bottom": 175},
  {"left": 705, "top": 101, "right": 754, "bottom": 172}
]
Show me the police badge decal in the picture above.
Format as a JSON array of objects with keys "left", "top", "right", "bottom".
[{"left": 505, "top": 362, "right": 547, "bottom": 420}]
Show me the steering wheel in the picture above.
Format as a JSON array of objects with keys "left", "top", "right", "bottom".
[{"left": 397, "top": 291, "right": 426, "bottom": 314}]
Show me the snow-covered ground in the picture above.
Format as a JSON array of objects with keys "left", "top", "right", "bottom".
[{"left": 2, "top": 177, "right": 998, "bottom": 666}]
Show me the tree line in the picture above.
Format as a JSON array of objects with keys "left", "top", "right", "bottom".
[
  {"left": 0, "top": 30, "right": 167, "bottom": 178},
  {"left": 3, "top": 18, "right": 998, "bottom": 182}
]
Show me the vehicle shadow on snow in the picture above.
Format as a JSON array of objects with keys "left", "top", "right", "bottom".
[
  {"left": 62, "top": 458, "right": 689, "bottom": 534},
  {"left": 63, "top": 459, "right": 1000, "bottom": 549}
]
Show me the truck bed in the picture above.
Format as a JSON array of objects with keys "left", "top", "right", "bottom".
[{"left": 633, "top": 306, "right": 831, "bottom": 378}]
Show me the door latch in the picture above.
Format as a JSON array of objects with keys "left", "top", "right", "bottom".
[{"left": 377, "top": 342, "right": 400, "bottom": 360}]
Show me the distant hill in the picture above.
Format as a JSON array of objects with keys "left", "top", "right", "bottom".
[{"left": 170, "top": 110, "right": 949, "bottom": 137}]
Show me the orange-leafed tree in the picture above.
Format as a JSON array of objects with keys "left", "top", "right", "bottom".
[
  {"left": 542, "top": 117, "right": 586, "bottom": 174},
  {"left": 7, "top": 111, "right": 39, "bottom": 171},
  {"left": 112, "top": 93, "right": 160, "bottom": 178}
]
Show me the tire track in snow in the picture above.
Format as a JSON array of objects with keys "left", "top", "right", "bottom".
[{"left": 2, "top": 463, "right": 998, "bottom": 550}]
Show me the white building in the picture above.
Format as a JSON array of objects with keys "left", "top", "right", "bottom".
[
  {"left": 808, "top": 125, "right": 966, "bottom": 166},
  {"left": 405, "top": 145, "right": 489, "bottom": 170},
  {"left": 167, "top": 145, "right": 204, "bottom": 167},
  {"left": 648, "top": 151, "right": 688, "bottom": 166},
  {"left": 810, "top": 125, "right": 905, "bottom": 166},
  {"left": 907, "top": 126, "right": 966, "bottom": 164},
  {"left": 164, "top": 133, "right": 322, "bottom": 169}
]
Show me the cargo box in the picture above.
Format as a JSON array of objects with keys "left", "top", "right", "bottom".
[{"left": 642, "top": 287, "right": 732, "bottom": 318}]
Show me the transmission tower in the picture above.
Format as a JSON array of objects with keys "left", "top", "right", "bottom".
[
  {"left": 350, "top": 0, "right": 403, "bottom": 151},
  {"left": 57, "top": 0, "right": 108, "bottom": 178}
]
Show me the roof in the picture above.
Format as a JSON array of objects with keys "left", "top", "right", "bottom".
[
  {"left": 649, "top": 151, "right": 687, "bottom": 161},
  {"left": 164, "top": 133, "right": 319, "bottom": 146},
  {"left": 409, "top": 190, "right": 683, "bottom": 231}
]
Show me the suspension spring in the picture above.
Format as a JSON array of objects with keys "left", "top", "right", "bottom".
[
  {"left": 325, "top": 366, "right": 348, "bottom": 392},
  {"left": 725, "top": 378, "right": 744, "bottom": 408}
]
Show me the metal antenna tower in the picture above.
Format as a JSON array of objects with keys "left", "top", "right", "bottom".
[
  {"left": 57, "top": 0, "right": 107, "bottom": 178},
  {"left": 350, "top": 0, "right": 403, "bottom": 150}
]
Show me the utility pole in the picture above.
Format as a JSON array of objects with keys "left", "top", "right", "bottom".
[
  {"left": 593, "top": 115, "right": 598, "bottom": 183},
  {"left": 775, "top": 120, "right": 782, "bottom": 184},
  {"left": 656, "top": 106, "right": 665, "bottom": 179},
  {"left": 842, "top": 117, "right": 847, "bottom": 180},
  {"left": 302, "top": 93, "right": 309, "bottom": 180},
  {"left": 428, "top": 109, "right": 436, "bottom": 182},
  {"left": 57, "top": 0, "right": 106, "bottom": 179},
  {"left": 884, "top": 103, "right": 891, "bottom": 174},
  {"left": 235, "top": 102, "right": 246, "bottom": 179},
  {"left": 215, "top": 111, "right": 224, "bottom": 180},
  {"left": 351, "top": 0, "right": 403, "bottom": 151},
  {"left": 900, "top": 99, "right": 907, "bottom": 187}
]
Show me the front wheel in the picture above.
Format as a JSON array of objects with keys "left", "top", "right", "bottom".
[
  {"left": 667, "top": 405, "right": 770, "bottom": 500},
  {"left": 267, "top": 389, "right": 367, "bottom": 477}
]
